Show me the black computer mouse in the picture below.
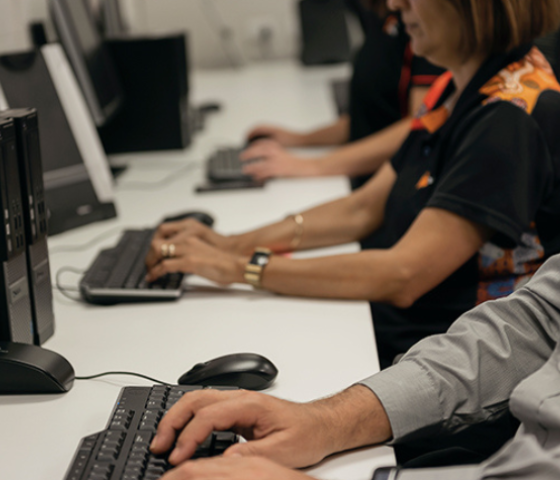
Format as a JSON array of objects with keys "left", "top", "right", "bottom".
[
  {"left": 0, "top": 342, "right": 74, "bottom": 394},
  {"left": 245, "top": 134, "right": 271, "bottom": 148},
  {"left": 161, "top": 211, "right": 215, "bottom": 227},
  {"left": 178, "top": 353, "right": 278, "bottom": 391}
]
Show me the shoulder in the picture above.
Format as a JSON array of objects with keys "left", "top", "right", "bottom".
[
  {"left": 480, "top": 47, "right": 560, "bottom": 116},
  {"left": 451, "top": 98, "right": 540, "bottom": 154}
]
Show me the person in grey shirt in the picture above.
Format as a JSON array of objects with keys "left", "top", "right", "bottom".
[{"left": 150, "top": 231, "right": 560, "bottom": 480}]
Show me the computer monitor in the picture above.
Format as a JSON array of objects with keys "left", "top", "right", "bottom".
[
  {"left": 100, "top": 0, "right": 127, "bottom": 37},
  {"left": 48, "top": 0, "right": 123, "bottom": 126},
  {"left": 0, "top": 45, "right": 117, "bottom": 235}
]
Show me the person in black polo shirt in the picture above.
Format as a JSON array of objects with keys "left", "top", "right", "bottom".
[
  {"left": 146, "top": 0, "right": 560, "bottom": 376},
  {"left": 241, "top": 0, "right": 442, "bottom": 187}
]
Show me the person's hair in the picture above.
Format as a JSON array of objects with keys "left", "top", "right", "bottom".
[{"left": 447, "top": 0, "right": 560, "bottom": 56}]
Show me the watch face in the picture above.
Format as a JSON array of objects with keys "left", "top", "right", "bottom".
[{"left": 256, "top": 256, "right": 269, "bottom": 266}]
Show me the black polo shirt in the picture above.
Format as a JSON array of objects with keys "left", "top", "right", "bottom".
[
  {"left": 369, "top": 45, "right": 560, "bottom": 368},
  {"left": 349, "top": 12, "right": 443, "bottom": 189}
]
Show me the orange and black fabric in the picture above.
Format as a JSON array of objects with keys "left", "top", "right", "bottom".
[{"left": 368, "top": 45, "right": 560, "bottom": 369}]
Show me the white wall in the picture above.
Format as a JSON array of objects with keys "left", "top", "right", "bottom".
[
  {"left": 124, "top": 0, "right": 301, "bottom": 68},
  {"left": 0, "top": 0, "right": 302, "bottom": 68},
  {"left": 0, "top": 0, "right": 28, "bottom": 53},
  {"left": 0, "top": 0, "right": 53, "bottom": 54}
]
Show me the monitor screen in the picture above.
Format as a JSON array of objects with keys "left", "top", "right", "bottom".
[
  {"left": 0, "top": 49, "right": 116, "bottom": 235},
  {"left": 49, "top": 0, "right": 123, "bottom": 126},
  {"left": 100, "top": 0, "right": 127, "bottom": 37},
  {"left": 0, "top": 52, "right": 85, "bottom": 174}
]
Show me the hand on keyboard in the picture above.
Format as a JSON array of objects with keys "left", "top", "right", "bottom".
[
  {"left": 64, "top": 386, "right": 240, "bottom": 480},
  {"left": 145, "top": 234, "right": 246, "bottom": 285},
  {"left": 147, "top": 218, "right": 246, "bottom": 268},
  {"left": 150, "top": 389, "right": 338, "bottom": 470},
  {"left": 246, "top": 124, "right": 306, "bottom": 147},
  {"left": 159, "top": 455, "right": 309, "bottom": 480},
  {"left": 151, "top": 218, "right": 222, "bottom": 247},
  {"left": 240, "top": 141, "right": 318, "bottom": 181}
]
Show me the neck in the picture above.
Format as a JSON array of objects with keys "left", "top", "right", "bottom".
[
  {"left": 439, "top": 53, "right": 486, "bottom": 112},
  {"left": 449, "top": 54, "right": 487, "bottom": 98}
]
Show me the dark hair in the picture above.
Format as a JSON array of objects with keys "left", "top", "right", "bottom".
[{"left": 447, "top": 0, "right": 560, "bottom": 56}]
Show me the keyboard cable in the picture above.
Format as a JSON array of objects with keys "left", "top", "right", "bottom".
[
  {"left": 118, "top": 161, "right": 200, "bottom": 191},
  {"left": 54, "top": 266, "right": 86, "bottom": 303},
  {"left": 75, "top": 371, "right": 172, "bottom": 386}
]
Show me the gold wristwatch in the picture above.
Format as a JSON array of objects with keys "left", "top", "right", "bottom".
[{"left": 244, "top": 247, "right": 272, "bottom": 288}]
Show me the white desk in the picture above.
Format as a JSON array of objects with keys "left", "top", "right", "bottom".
[{"left": 0, "top": 61, "right": 394, "bottom": 480}]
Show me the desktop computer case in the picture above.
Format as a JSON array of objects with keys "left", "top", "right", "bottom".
[
  {"left": 0, "top": 109, "right": 55, "bottom": 345},
  {"left": 299, "top": 0, "right": 352, "bottom": 65},
  {"left": 98, "top": 34, "right": 192, "bottom": 153},
  {"left": 0, "top": 118, "right": 34, "bottom": 344}
]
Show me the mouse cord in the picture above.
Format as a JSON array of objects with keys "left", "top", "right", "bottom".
[
  {"left": 75, "top": 371, "right": 172, "bottom": 386},
  {"left": 118, "top": 161, "right": 200, "bottom": 191}
]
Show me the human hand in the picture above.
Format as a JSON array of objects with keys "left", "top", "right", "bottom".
[
  {"left": 150, "top": 389, "right": 340, "bottom": 469},
  {"left": 241, "top": 141, "right": 319, "bottom": 180},
  {"left": 160, "top": 456, "right": 312, "bottom": 480},
  {"left": 145, "top": 234, "right": 246, "bottom": 284},
  {"left": 246, "top": 125, "right": 305, "bottom": 148},
  {"left": 152, "top": 219, "right": 221, "bottom": 245}
]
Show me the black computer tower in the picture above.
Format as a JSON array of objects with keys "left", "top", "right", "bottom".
[
  {"left": 98, "top": 34, "right": 192, "bottom": 153},
  {"left": 0, "top": 118, "right": 34, "bottom": 344},
  {"left": 299, "top": 0, "right": 352, "bottom": 65},
  {"left": 0, "top": 109, "right": 55, "bottom": 345}
]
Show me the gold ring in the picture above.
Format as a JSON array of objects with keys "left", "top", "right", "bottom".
[
  {"left": 168, "top": 243, "right": 176, "bottom": 258},
  {"left": 161, "top": 243, "right": 169, "bottom": 258}
]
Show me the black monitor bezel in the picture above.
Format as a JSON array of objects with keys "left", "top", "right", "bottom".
[{"left": 49, "top": 0, "right": 123, "bottom": 127}]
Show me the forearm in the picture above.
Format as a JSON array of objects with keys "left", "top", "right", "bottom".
[
  {"left": 299, "top": 115, "right": 350, "bottom": 147},
  {"left": 309, "top": 118, "right": 412, "bottom": 177},
  {"left": 228, "top": 191, "right": 379, "bottom": 255},
  {"left": 260, "top": 249, "right": 409, "bottom": 303}
]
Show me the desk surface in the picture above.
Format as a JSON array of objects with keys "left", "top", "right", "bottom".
[{"left": 0, "top": 61, "right": 394, "bottom": 480}]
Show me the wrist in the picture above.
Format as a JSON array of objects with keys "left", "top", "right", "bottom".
[
  {"left": 234, "top": 255, "right": 250, "bottom": 283},
  {"left": 225, "top": 233, "right": 256, "bottom": 256},
  {"left": 304, "top": 158, "right": 326, "bottom": 177},
  {"left": 294, "top": 132, "right": 312, "bottom": 147},
  {"left": 314, "top": 385, "right": 392, "bottom": 455}
]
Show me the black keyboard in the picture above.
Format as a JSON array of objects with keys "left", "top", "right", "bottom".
[
  {"left": 80, "top": 229, "right": 184, "bottom": 305},
  {"left": 63, "top": 385, "right": 239, "bottom": 480},
  {"left": 207, "top": 147, "right": 253, "bottom": 183}
]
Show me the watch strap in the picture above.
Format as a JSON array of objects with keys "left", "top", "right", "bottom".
[{"left": 244, "top": 247, "right": 272, "bottom": 288}]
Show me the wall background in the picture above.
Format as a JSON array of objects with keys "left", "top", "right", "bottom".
[{"left": 0, "top": 0, "right": 311, "bottom": 68}]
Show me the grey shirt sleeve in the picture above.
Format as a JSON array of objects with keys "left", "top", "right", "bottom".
[{"left": 359, "top": 255, "right": 560, "bottom": 443}]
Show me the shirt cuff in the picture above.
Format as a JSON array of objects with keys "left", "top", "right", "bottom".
[
  {"left": 358, "top": 360, "right": 443, "bottom": 442},
  {"left": 398, "top": 465, "right": 481, "bottom": 480}
]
